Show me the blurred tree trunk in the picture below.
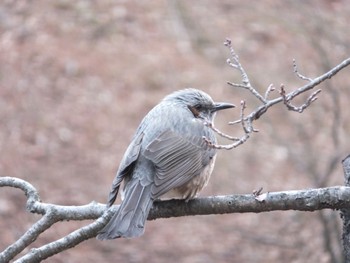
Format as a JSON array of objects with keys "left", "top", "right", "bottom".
[{"left": 341, "top": 155, "right": 350, "bottom": 262}]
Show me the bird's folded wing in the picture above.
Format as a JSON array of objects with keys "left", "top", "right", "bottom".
[
  {"left": 143, "top": 129, "right": 210, "bottom": 198},
  {"left": 107, "top": 132, "right": 144, "bottom": 206}
]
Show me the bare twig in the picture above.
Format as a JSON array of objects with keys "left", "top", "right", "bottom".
[
  {"left": 293, "top": 59, "right": 313, "bottom": 82},
  {"left": 204, "top": 39, "right": 350, "bottom": 150},
  {"left": 224, "top": 39, "right": 250, "bottom": 85},
  {"left": 204, "top": 122, "right": 240, "bottom": 142},
  {"left": 280, "top": 85, "right": 322, "bottom": 113},
  {"left": 264, "top": 84, "right": 275, "bottom": 100},
  {"left": 205, "top": 101, "right": 257, "bottom": 149},
  {"left": 224, "top": 38, "right": 267, "bottom": 104}
]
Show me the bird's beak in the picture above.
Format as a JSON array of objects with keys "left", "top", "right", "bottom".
[{"left": 212, "top": 102, "right": 235, "bottom": 112}]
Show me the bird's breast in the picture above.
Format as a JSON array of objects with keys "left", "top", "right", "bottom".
[{"left": 159, "top": 154, "right": 216, "bottom": 201}]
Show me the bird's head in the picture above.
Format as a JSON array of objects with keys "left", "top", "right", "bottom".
[{"left": 164, "top": 88, "right": 235, "bottom": 122}]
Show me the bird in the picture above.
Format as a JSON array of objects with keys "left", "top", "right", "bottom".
[{"left": 97, "top": 88, "right": 234, "bottom": 239}]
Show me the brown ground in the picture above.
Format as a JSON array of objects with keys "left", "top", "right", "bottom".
[{"left": 1, "top": 1, "right": 350, "bottom": 262}]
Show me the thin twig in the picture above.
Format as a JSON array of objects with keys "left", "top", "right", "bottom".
[
  {"left": 204, "top": 39, "right": 350, "bottom": 150},
  {"left": 224, "top": 39, "right": 267, "bottom": 104},
  {"left": 293, "top": 59, "right": 313, "bottom": 82},
  {"left": 205, "top": 100, "right": 257, "bottom": 150},
  {"left": 264, "top": 84, "right": 275, "bottom": 100},
  {"left": 204, "top": 122, "right": 240, "bottom": 141},
  {"left": 280, "top": 85, "right": 322, "bottom": 113}
]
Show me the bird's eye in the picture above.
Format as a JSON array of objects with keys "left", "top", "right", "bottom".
[
  {"left": 194, "top": 105, "right": 203, "bottom": 111},
  {"left": 188, "top": 105, "right": 201, "bottom": 117}
]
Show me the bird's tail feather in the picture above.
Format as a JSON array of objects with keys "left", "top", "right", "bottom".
[{"left": 97, "top": 180, "right": 153, "bottom": 239}]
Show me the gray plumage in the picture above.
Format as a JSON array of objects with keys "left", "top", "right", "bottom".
[{"left": 97, "top": 88, "right": 234, "bottom": 239}]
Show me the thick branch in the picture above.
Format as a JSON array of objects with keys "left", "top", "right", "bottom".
[
  {"left": 14, "top": 210, "right": 113, "bottom": 263},
  {"left": 150, "top": 186, "right": 350, "bottom": 219},
  {"left": 4, "top": 178, "right": 350, "bottom": 222},
  {"left": 2, "top": 176, "right": 350, "bottom": 262}
]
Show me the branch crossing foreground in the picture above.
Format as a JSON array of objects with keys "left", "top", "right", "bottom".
[{"left": 1, "top": 176, "right": 350, "bottom": 262}]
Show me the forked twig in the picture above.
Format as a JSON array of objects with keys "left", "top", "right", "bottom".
[
  {"left": 280, "top": 85, "right": 322, "bottom": 113},
  {"left": 204, "top": 101, "right": 257, "bottom": 149},
  {"left": 225, "top": 39, "right": 267, "bottom": 104},
  {"left": 203, "top": 38, "right": 350, "bottom": 150}
]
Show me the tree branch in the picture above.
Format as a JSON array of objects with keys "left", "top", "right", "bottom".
[
  {"left": 2, "top": 176, "right": 350, "bottom": 262},
  {"left": 13, "top": 211, "right": 113, "bottom": 263},
  {"left": 150, "top": 186, "right": 350, "bottom": 219},
  {"left": 204, "top": 39, "right": 350, "bottom": 149}
]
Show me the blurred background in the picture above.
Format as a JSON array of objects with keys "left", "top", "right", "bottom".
[{"left": 0, "top": 0, "right": 349, "bottom": 262}]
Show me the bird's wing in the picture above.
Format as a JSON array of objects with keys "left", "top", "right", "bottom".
[
  {"left": 107, "top": 132, "right": 144, "bottom": 207},
  {"left": 143, "top": 129, "right": 215, "bottom": 198}
]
